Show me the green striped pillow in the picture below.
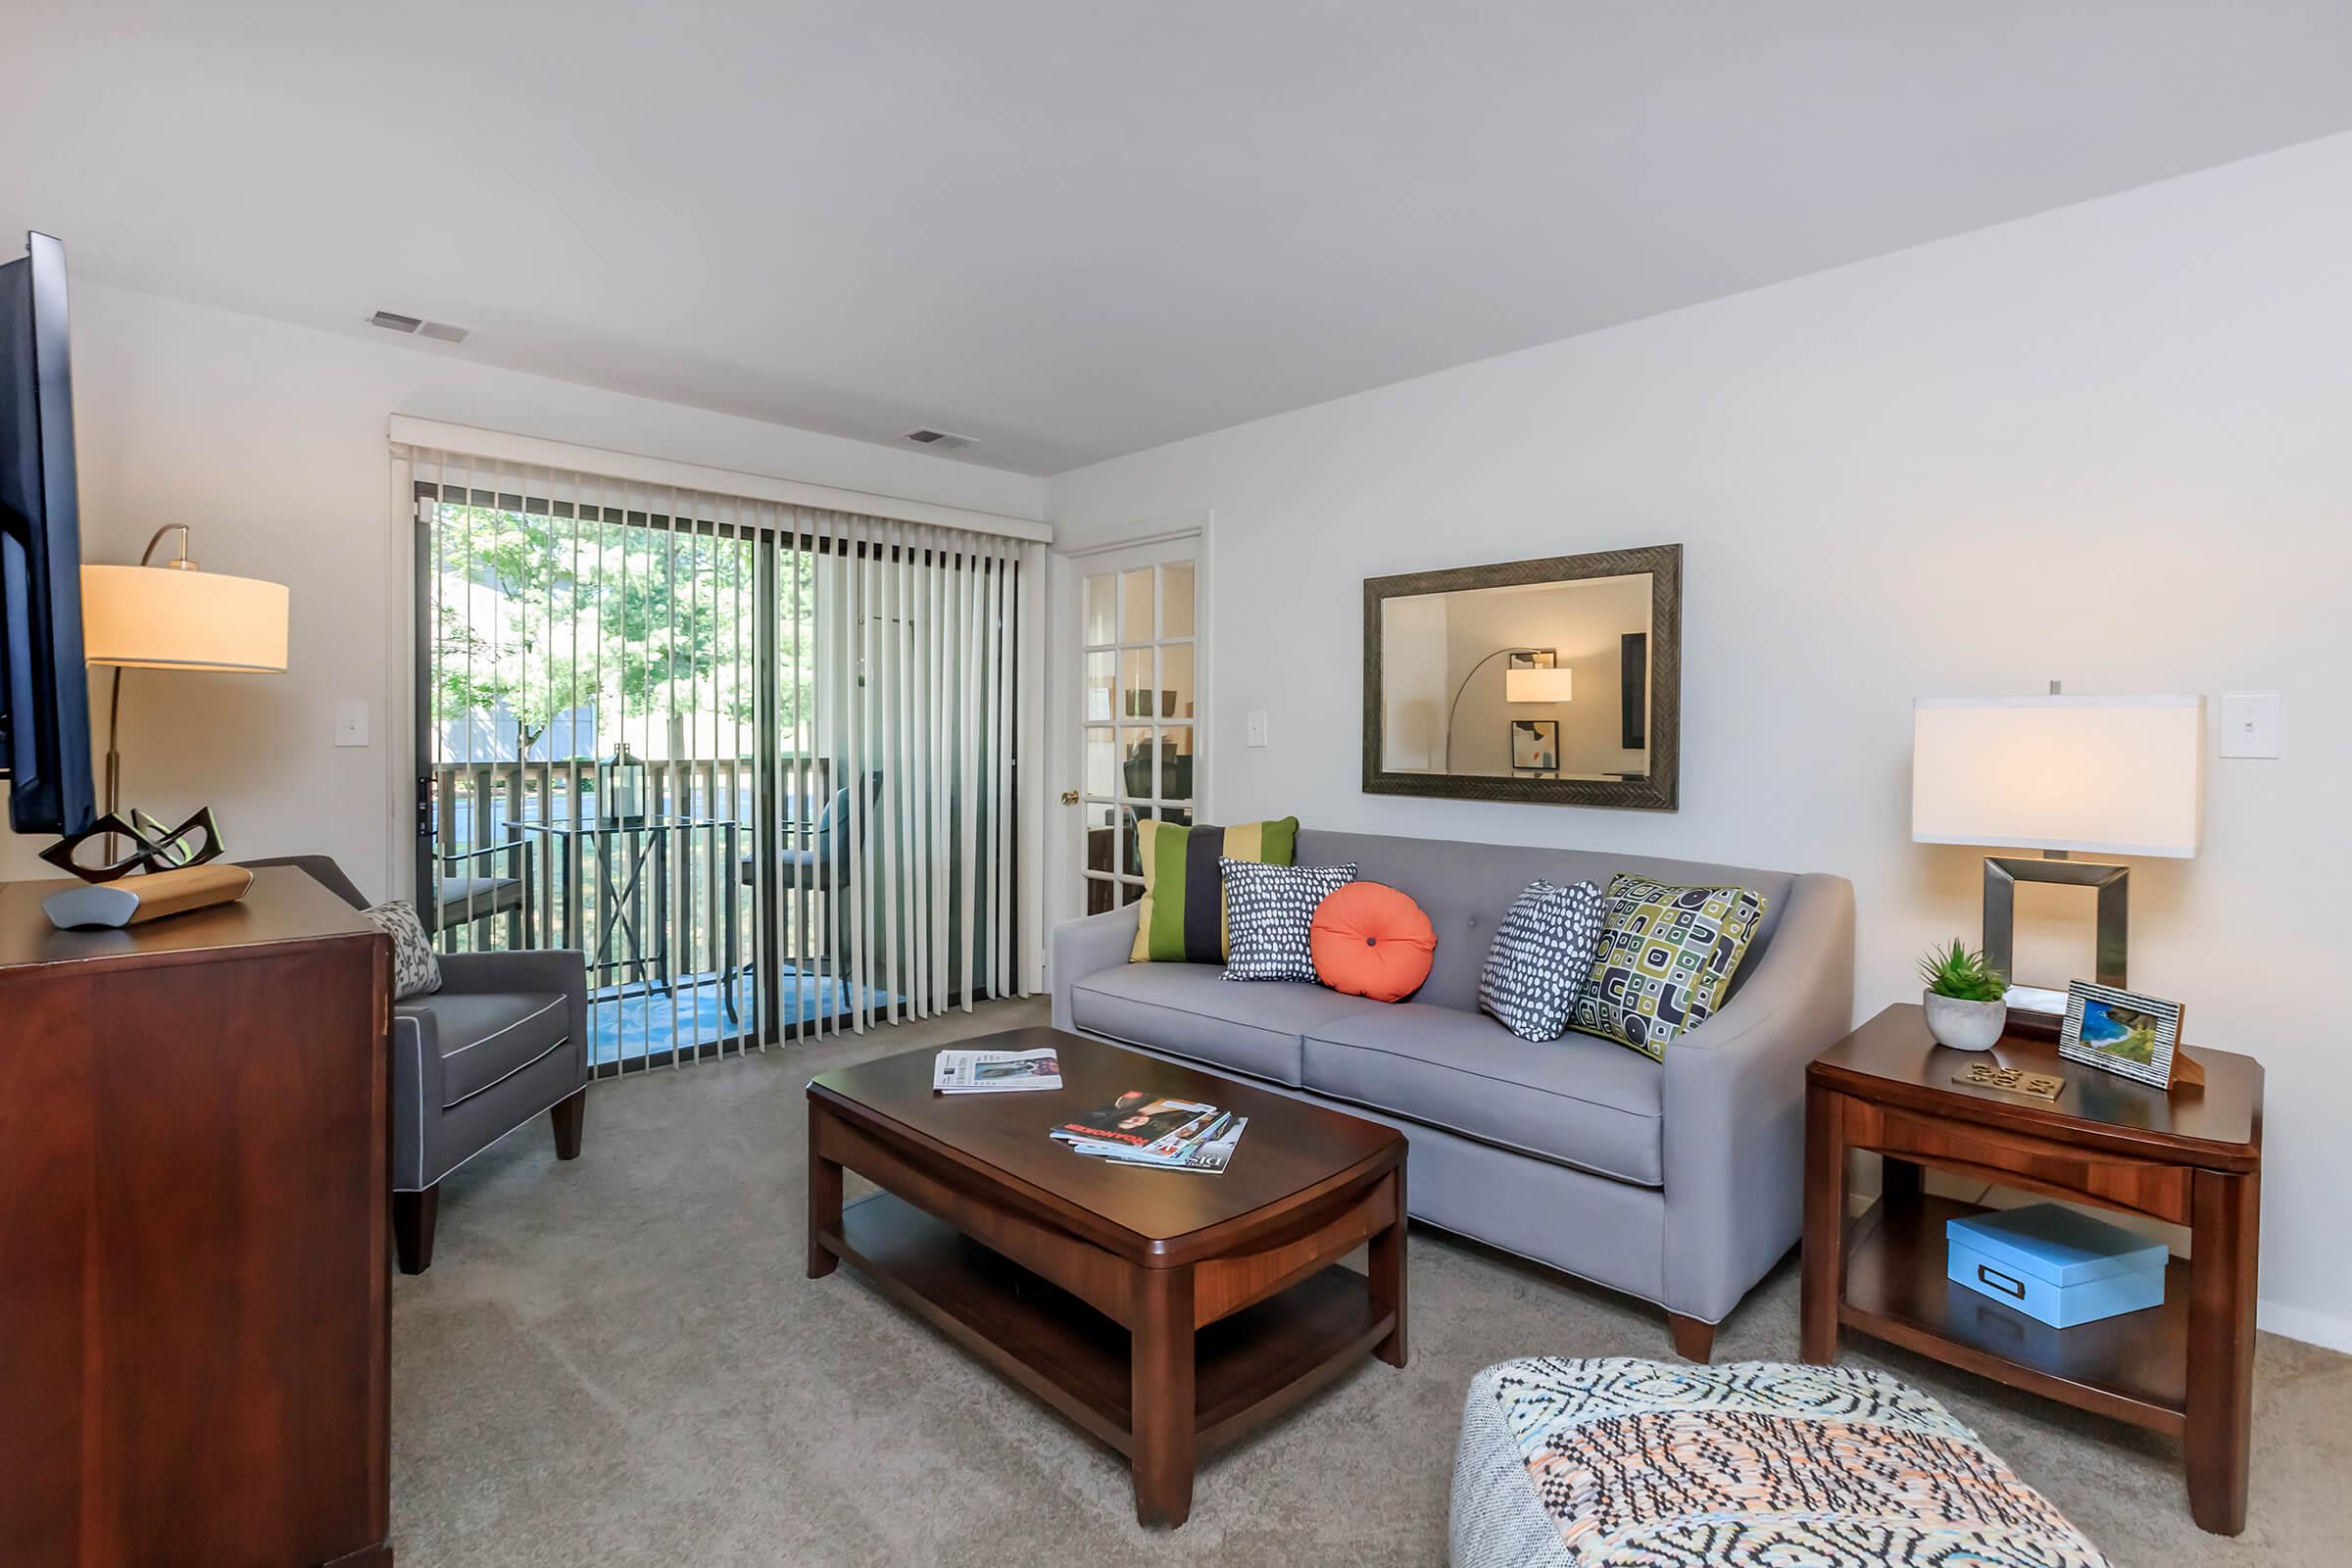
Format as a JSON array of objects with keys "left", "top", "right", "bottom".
[{"left": 1128, "top": 817, "right": 1299, "bottom": 963}]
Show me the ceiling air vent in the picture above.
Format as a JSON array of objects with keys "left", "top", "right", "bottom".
[
  {"left": 369, "top": 310, "right": 472, "bottom": 343},
  {"left": 903, "top": 428, "right": 975, "bottom": 452}
]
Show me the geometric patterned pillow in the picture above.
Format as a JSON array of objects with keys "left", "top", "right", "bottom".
[
  {"left": 1452, "top": 1357, "right": 2112, "bottom": 1568},
  {"left": 360, "top": 899, "right": 442, "bottom": 1001},
  {"left": 1477, "top": 879, "right": 1605, "bottom": 1042},
  {"left": 1220, "top": 859, "right": 1356, "bottom": 983},
  {"left": 1567, "top": 874, "right": 1767, "bottom": 1060}
]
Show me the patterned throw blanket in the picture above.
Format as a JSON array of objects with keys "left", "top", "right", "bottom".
[{"left": 1452, "top": 1358, "right": 2110, "bottom": 1567}]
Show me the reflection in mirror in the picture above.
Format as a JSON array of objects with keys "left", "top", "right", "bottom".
[{"left": 1380, "top": 573, "right": 1653, "bottom": 781}]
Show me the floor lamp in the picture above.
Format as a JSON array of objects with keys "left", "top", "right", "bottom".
[
  {"left": 1442, "top": 646, "right": 1573, "bottom": 771},
  {"left": 81, "top": 523, "right": 290, "bottom": 840}
]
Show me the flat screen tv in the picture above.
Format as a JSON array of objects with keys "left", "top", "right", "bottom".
[{"left": 0, "top": 230, "right": 95, "bottom": 837}]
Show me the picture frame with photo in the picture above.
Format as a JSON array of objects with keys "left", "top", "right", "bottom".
[
  {"left": 1509, "top": 717, "right": 1559, "bottom": 772},
  {"left": 2059, "top": 979, "right": 2184, "bottom": 1089}
]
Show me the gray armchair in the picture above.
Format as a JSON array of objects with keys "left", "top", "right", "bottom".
[{"left": 245, "top": 856, "right": 589, "bottom": 1274}]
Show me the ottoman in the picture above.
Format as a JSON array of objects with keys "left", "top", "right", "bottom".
[{"left": 1451, "top": 1358, "right": 2109, "bottom": 1567}]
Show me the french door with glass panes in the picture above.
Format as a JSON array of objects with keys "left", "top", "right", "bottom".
[{"left": 1074, "top": 540, "right": 1199, "bottom": 915}]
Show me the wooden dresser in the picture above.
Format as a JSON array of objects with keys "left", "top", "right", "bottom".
[{"left": 0, "top": 865, "right": 394, "bottom": 1567}]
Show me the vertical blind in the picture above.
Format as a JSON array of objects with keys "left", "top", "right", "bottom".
[{"left": 403, "top": 446, "right": 1027, "bottom": 1075}]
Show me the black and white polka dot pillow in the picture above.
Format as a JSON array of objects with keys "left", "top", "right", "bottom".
[
  {"left": 1478, "top": 879, "right": 1605, "bottom": 1041},
  {"left": 1221, "top": 860, "right": 1357, "bottom": 983}
]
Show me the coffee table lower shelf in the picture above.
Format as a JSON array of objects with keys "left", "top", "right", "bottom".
[{"left": 822, "top": 1192, "right": 1393, "bottom": 1460}]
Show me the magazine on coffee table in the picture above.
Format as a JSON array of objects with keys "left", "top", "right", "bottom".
[
  {"left": 1106, "top": 1114, "right": 1248, "bottom": 1175},
  {"left": 1052, "top": 1092, "right": 1218, "bottom": 1152},
  {"left": 933, "top": 1047, "right": 1063, "bottom": 1094},
  {"left": 1051, "top": 1090, "right": 1248, "bottom": 1172}
]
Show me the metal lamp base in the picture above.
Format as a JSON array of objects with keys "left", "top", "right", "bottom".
[{"left": 1983, "top": 854, "right": 2129, "bottom": 1037}]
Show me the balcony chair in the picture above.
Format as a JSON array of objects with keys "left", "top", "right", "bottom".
[
  {"left": 433, "top": 837, "right": 534, "bottom": 949},
  {"left": 737, "top": 773, "right": 884, "bottom": 967},
  {"left": 242, "top": 855, "right": 588, "bottom": 1275}
]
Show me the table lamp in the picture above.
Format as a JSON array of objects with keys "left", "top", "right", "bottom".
[{"left": 1911, "top": 688, "right": 2203, "bottom": 1031}]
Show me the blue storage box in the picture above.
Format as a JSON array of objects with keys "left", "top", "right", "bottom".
[{"left": 1945, "top": 1202, "right": 2168, "bottom": 1328}]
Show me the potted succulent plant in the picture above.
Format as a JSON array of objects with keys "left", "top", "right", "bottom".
[{"left": 1918, "top": 939, "right": 2008, "bottom": 1051}]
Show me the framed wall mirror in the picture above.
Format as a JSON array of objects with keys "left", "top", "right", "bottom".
[{"left": 1362, "top": 543, "right": 1680, "bottom": 809}]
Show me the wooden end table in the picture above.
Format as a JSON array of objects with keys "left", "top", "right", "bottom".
[
  {"left": 806, "top": 1026, "right": 1407, "bottom": 1527},
  {"left": 1802, "top": 1003, "right": 2263, "bottom": 1535}
]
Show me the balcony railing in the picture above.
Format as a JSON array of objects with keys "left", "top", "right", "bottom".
[{"left": 424, "top": 755, "right": 838, "bottom": 1070}]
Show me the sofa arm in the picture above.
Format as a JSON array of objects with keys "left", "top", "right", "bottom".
[
  {"left": 1659, "top": 871, "right": 1855, "bottom": 1323},
  {"left": 1051, "top": 906, "right": 1140, "bottom": 1030}
]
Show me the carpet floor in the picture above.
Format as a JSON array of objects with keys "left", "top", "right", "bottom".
[{"left": 392, "top": 997, "right": 2351, "bottom": 1566}]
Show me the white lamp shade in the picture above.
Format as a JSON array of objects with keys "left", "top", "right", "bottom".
[
  {"left": 81, "top": 564, "right": 290, "bottom": 672},
  {"left": 1912, "top": 695, "right": 2203, "bottom": 858},
  {"left": 1505, "top": 666, "right": 1574, "bottom": 704}
]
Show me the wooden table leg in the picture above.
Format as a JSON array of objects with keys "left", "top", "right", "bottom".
[
  {"left": 807, "top": 1103, "right": 842, "bottom": 1279},
  {"left": 1371, "top": 1164, "right": 1408, "bottom": 1368},
  {"left": 1131, "top": 1264, "right": 1197, "bottom": 1528},
  {"left": 2185, "top": 1166, "right": 2258, "bottom": 1535},
  {"left": 1800, "top": 1087, "right": 1846, "bottom": 1364}
]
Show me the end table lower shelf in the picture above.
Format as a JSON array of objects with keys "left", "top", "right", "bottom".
[{"left": 1841, "top": 1194, "right": 2189, "bottom": 1434}]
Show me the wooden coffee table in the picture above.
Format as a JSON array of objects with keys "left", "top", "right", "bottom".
[{"left": 805, "top": 1026, "right": 1407, "bottom": 1527}]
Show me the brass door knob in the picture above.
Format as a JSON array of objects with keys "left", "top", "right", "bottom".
[{"left": 1059, "top": 790, "right": 1080, "bottom": 806}]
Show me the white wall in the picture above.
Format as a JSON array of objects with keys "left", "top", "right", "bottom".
[
  {"left": 1047, "top": 133, "right": 2352, "bottom": 1348},
  {"left": 1, "top": 279, "right": 1043, "bottom": 892}
]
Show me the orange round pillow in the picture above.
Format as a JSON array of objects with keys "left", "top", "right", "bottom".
[{"left": 1310, "top": 881, "right": 1436, "bottom": 1003}]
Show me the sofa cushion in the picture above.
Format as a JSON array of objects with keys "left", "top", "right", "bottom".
[
  {"left": 1221, "top": 858, "right": 1355, "bottom": 983},
  {"left": 360, "top": 900, "right": 441, "bottom": 1000},
  {"left": 1477, "top": 878, "right": 1605, "bottom": 1042},
  {"left": 1069, "top": 961, "right": 1383, "bottom": 1086},
  {"left": 404, "top": 991, "right": 571, "bottom": 1108},
  {"left": 1130, "top": 816, "right": 1299, "bottom": 963},
  {"left": 1311, "top": 880, "right": 1437, "bottom": 1003},
  {"left": 1303, "top": 1003, "right": 1663, "bottom": 1187},
  {"left": 1570, "top": 874, "right": 1769, "bottom": 1060}
]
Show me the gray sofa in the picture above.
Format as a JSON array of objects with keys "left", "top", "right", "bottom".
[{"left": 1050, "top": 828, "right": 1854, "bottom": 1358}]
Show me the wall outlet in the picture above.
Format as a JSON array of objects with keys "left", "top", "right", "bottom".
[
  {"left": 334, "top": 699, "right": 370, "bottom": 748},
  {"left": 1246, "top": 710, "right": 1269, "bottom": 748},
  {"left": 2218, "top": 693, "right": 2279, "bottom": 759}
]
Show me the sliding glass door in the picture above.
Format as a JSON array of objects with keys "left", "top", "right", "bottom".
[{"left": 408, "top": 454, "right": 1021, "bottom": 1076}]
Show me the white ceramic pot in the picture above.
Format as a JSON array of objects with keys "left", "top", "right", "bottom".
[{"left": 1923, "top": 990, "right": 2007, "bottom": 1051}]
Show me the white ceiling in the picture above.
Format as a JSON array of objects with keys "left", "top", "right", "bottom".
[{"left": 11, "top": 4, "right": 2352, "bottom": 476}]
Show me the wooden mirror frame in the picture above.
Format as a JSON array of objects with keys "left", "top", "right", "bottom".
[{"left": 1361, "top": 543, "right": 1681, "bottom": 810}]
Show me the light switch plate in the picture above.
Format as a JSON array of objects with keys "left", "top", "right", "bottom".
[
  {"left": 1246, "top": 710, "right": 1269, "bottom": 748},
  {"left": 334, "top": 699, "right": 370, "bottom": 748},
  {"left": 2218, "top": 692, "right": 2279, "bottom": 759}
]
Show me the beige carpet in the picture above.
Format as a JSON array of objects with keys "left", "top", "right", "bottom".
[{"left": 391, "top": 997, "right": 2351, "bottom": 1566}]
